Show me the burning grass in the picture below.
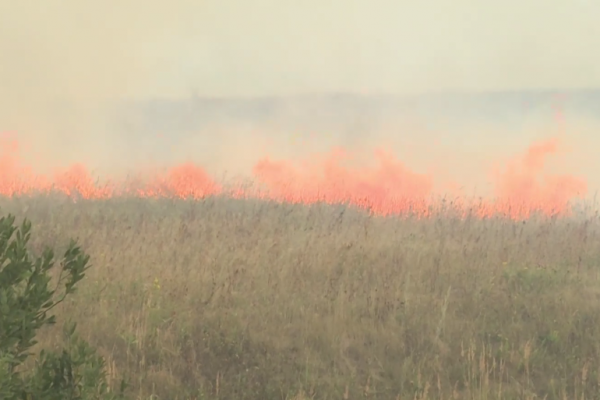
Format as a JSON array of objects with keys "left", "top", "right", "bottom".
[
  {"left": 0, "top": 131, "right": 589, "bottom": 220},
  {"left": 1, "top": 128, "right": 598, "bottom": 398},
  {"left": 3, "top": 194, "right": 600, "bottom": 400}
]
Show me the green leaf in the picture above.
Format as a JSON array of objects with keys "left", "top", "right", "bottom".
[{"left": 0, "top": 213, "right": 130, "bottom": 399}]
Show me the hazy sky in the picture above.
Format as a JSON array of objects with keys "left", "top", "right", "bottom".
[
  {"left": 1, "top": 0, "right": 600, "bottom": 102},
  {"left": 1, "top": 1, "right": 600, "bottom": 198}
]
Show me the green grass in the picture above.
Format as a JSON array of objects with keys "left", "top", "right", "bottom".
[{"left": 3, "top": 195, "right": 600, "bottom": 400}]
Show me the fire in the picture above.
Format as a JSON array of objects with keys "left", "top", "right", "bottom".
[
  {"left": 252, "top": 147, "right": 434, "bottom": 216},
  {"left": 0, "top": 131, "right": 588, "bottom": 220},
  {"left": 489, "top": 137, "right": 587, "bottom": 219}
]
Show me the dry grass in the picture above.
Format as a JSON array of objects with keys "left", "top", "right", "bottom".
[{"left": 3, "top": 195, "right": 600, "bottom": 400}]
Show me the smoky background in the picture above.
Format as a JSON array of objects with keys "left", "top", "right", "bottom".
[{"left": 0, "top": 1, "right": 599, "bottom": 199}]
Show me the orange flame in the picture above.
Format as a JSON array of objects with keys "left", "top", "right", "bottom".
[{"left": 0, "top": 131, "right": 588, "bottom": 219}]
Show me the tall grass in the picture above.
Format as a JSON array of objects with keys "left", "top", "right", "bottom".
[{"left": 3, "top": 195, "right": 600, "bottom": 399}]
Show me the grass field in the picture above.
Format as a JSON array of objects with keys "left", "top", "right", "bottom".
[{"left": 3, "top": 194, "right": 600, "bottom": 400}]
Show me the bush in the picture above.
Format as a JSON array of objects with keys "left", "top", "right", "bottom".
[{"left": 0, "top": 214, "right": 128, "bottom": 400}]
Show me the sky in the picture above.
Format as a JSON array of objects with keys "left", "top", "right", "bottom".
[{"left": 1, "top": 0, "right": 600, "bottom": 102}]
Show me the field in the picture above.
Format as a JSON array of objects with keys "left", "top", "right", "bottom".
[
  {"left": 3, "top": 193, "right": 600, "bottom": 400},
  {"left": 2, "top": 3, "right": 600, "bottom": 397}
]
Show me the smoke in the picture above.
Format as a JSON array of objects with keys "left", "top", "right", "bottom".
[
  {"left": 0, "top": 1, "right": 203, "bottom": 171},
  {"left": 0, "top": 1, "right": 599, "bottom": 204}
]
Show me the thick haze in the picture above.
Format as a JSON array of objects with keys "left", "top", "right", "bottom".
[
  {"left": 0, "top": 1, "right": 599, "bottom": 197},
  {"left": 2, "top": 1, "right": 599, "bottom": 99}
]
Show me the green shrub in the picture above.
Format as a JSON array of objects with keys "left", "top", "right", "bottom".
[{"left": 0, "top": 213, "right": 128, "bottom": 400}]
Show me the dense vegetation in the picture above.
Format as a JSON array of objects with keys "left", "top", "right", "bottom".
[{"left": 1, "top": 195, "right": 600, "bottom": 399}]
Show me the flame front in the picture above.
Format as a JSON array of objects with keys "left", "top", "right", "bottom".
[{"left": 0, "top": 132, "right": 588, "bottom": 220}]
